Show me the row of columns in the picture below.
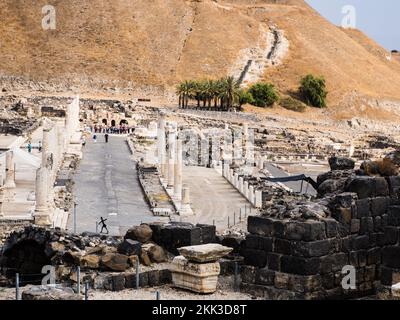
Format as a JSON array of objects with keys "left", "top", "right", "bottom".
[
  {"left": 223, "top": 166, "right": 263, "bottom": 208},
  {"left": 157, "top": 114, "right": 191, "bottom": 214},
  {"left": 34, "top": 96, "right": 79, "bottom": 226}
]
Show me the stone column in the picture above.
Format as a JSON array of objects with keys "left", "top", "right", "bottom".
[
  {"left": 248, "top": 185, "right": 255, "bottom": 204},
  {"left": 0, "top": 175, "right": 4, "bottom": 217},
  {"left": 4, "top": 151, "right": 16, "bottom": 189},
  {"left": 255, "top": 190, "right": 263, "bottom": 208},
  {"left": 239, "top": 177, "right": 244, "bottom": 194},
  {"left": 158, "top": 114, "right": 167, "bottom": 178},
  {"left": 258, "top": 157, "right": 264, "bottom": 170},
  {"left": 180, "top": 184, "right": 192, "bottom": 215},
  {"left": 167, "top": 125, "right": 176, "bottom": 189},
  {"left": 34, "top": 166, "right": 51, "bottom": 226},
  {"left": 234, "top": 173, "right": 239, "bottom": 189},
  {"left": 244, "top": 181, "right": 249, "bottom": 199},
  {"left": 174, "top": 139, "right": 183, "bottom": 201}
]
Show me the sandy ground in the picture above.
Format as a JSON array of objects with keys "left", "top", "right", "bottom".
[{"left": 0, "top": 276, "right": 255, "bottom": 301}]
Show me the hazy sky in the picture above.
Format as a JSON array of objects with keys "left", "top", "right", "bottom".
[{"left": 305, "top": 0, "right": 399, "bottom": 51}]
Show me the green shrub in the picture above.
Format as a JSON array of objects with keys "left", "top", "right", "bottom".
[
  {"left": 299, "top": 74, "right": 327, "bottom": 108},
  {"left": 279, "top": 96, "right": 306, "bottom": 112},
  {"left": 238, "top": 90, "right": 255, "bottom": 106},
  {"left": 248, "top": 82, "right": 279, "bottom": 108}
]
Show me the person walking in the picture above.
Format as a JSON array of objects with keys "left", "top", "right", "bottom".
[
  {"left": 93, "top": 134, "right": 97, "bottom": 143},
  {"left": 98, "top": 217, "right": 109, "bottom": 234},
  {"left": 105, "top": 133, "right": 109, "bottom": 143},
  {"left": 27, "top": 142, "right": 32, "bottom": 153}
]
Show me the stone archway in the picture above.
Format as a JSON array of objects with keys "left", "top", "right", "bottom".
[
  {"left": 102, "top": 119, "right": 108, "bottom": 126},
  {"left": 120, "top": 119, "right": 128, "bottom": 126},
  {"left": 2, "top": 239, "right": 51, "bottom": 283},
  {"left": 111, "top": 120, "right": 116, "bottom": 127}
]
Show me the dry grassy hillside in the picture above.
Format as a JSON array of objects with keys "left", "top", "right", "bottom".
[{"left": 0, "top": 0, "right": 399, "bottom": 118}]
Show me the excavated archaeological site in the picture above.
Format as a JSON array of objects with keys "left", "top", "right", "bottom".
[{"left": 1, "top": 0, "right": 400, "bottom": 301}]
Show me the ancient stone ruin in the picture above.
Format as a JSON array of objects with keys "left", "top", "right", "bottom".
[{"left": 239, "top": 157, "right": 400, "bottom": 299}]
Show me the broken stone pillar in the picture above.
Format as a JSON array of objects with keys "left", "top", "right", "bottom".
[
  {"left": 180, "top": 184, "right": 192, "bottom": 215},
  {"left": 255, "top": 190, "right": 262, "bottom": 208},
  {"left": 66, "top": 95, "right": 80, "bottom": 144},
  {"left": 167, "top": 125, "right": 176, "bottom": 189},
  {"left": 171, "top": 244, "right": 233, "bottom": 293},
  {"left": 239, "top": 177, "right": 244, "bottom": 194},
  {"left": 244, "top": 181, "right": 249, "bottom": 199},
  {"left": 4, "top": 151, "right": 16, "bottom": 189},
  {"left": 243, "top": 123, "right": 249, "bottom": 140},
  {"left": 234, "top": 173, "right": 239, "bottom": 189},
  {"left": 248, "top": 185, "right": 255, "bottom": 204},
  {"left": 171, "top": 256, "right": 220, "bottom": 294},
  {"left": 174, "top": 139, "right": 183, "bottom": 201},
  {"left": 229, "top": 169, "right": 234, "bottom": 185},
  {"left": 258, "top": 157, "right": 264, "bottom": 170},
  {"left": 158, "top": 113, "right": 167, "bottom": 178},
  {"left": 34, "top": 167, "right": 51, "bottom": 226},
  {"left": 57, "top": 125, "right": 66, "bottom": 160},
  {"left": 0, "top": 175, "right": 4, "bottom": 217}
]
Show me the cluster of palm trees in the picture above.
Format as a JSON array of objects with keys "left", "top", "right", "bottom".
[{"left": 176, "top": 76, "right": 243, "bottom": 111}]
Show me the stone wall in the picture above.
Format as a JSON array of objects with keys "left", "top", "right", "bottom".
[{"left": 240, "top": 175, "right": 400, "bottom": 300}]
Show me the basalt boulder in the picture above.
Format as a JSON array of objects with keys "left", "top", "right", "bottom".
[{"left": 125, "top": 224, "right": 153, "bottom": 243}]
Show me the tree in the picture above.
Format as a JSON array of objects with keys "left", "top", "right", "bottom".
[
  {"left": 219, "top": 76, "right": 241, "bottom": 110},
  {"left": 238, "top": 90, "right": 254, "bottom": 107},
  {"left": 176, "top": 80, "right": 195, "bottom": 108},
  {"left": 247, "top": 82, "right": 279, "bottom": 108},
  {"left": 299, "top": 74, "right": 328, "bottom": 108}
]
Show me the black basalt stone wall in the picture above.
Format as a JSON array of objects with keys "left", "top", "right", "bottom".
[{"left": 240, "top": 176, "right": 400, "bottom": 300}]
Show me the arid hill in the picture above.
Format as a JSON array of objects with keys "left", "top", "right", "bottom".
[{"left": 0, "top": 0, "right": 399, "bottom": 119}]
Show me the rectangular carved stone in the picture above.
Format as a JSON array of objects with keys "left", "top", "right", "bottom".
[
  {"left": 374, "top": 216, "right": 383, "bottom": 232},
  {"left": 355, "top": 199, "right": 370, "bottom": 218},
  {"left": 196, "top": 224, "right": 216, "bottom": 244},
  {"left": 367, "top": 247, "right": 381, "bottom": 265},
  {"left": 292, "top": 239, "right": 332, "bottom": 257},
  {"left": 331, "top": 253, "right": 349, "bottom": 272},
  {"left": 280, "top": 256, "right": 321, "bottom": 276},
  {"left": 358, "top": 250, "right": 367, "bottom": 267},
  {"left": 241, "top": 265, "right": 257, "bottom": 284},
  {"left": 267, "top": 253, "right": 281, "bottom": 271},
  {"left": 283, "top": 220, "right": 326, "bottom": 241},
  {"left": 256, "top": 268, "right": 275, "bottom": 285},
  {"left": 247, "top": 216, "right": 275, "bottom": 236},
  {"left": 370, "top": 197, "right": 389, "bottom": 216},
  {"left": 274, "top": 238, "right": 292, "bottom": 255},
  {"left": 387, "top": 206, "right": 400, "bottom": 226},
  {"left": 382, "top": 246, "right": 400, "bottom": 268},
  {"left": 274, "top": 272, "right": 290, "bottom": 290},
  {"left": 246, "top": 234, "right": 273, "bottom": 252},
  {"left": 352, "top": 235, "right": 369, "bottom": 250},
  {"left": 360, "top": 217, "right": 374, "bottom": 234},
  {"left": 288, "top": 274, "right": 323, "bottom": 293},
  {"left": 243, "top": 248, "right": 267, "bottom": 267},
  {"left": 170, "top": 256, "right": 220, "bottom": 293},
  {"left": 350, "top": 219, "right": 360, "bottom": 233},
  {"left": 383, "top": 226, "right": 399, "bottom": 245},
  {"left": 321, "top": 218, "right": 339, "bottom": 238}
]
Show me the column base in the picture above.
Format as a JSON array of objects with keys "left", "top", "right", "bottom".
[
  {"left": 34, "top": 208, "right": 52, "bottom": 226},
  {"left": 179, "top": 204, "right": 194, "bottom": 216}
]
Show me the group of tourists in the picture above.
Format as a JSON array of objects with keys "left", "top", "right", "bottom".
[{"left": 92, "top": 125, "right": 134, "bottom": 135}]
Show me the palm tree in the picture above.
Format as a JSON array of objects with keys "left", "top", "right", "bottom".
[
  {"left": 177, "top": 80, "right": 196, "bottom": 108},
  {"left": 219, "top": 76, "right": 240, "bottom": 111}
]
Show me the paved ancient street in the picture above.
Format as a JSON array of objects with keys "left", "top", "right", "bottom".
[
  {"left": 182, "top": 166, "right": 252, "bottom": 230},
  {"left": 69, "top": 134, "right": 154, "bottom": 236}
]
